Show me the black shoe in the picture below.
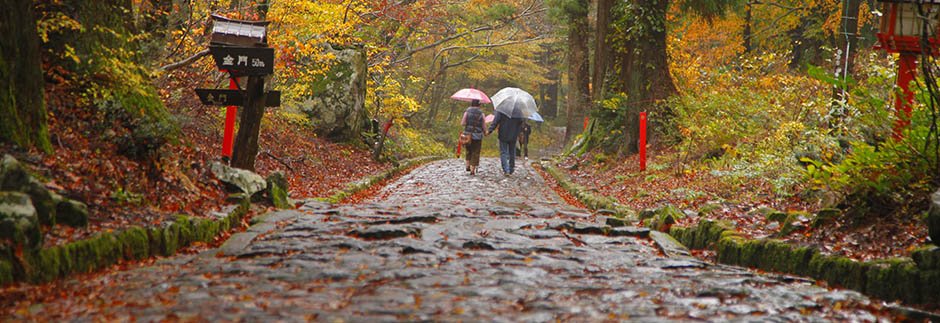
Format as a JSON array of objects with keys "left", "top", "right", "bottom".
[{"left": 466, "top": 166, "right": 470, "bottom": 172}]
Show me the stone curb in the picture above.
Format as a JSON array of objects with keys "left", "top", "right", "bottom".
[
  {"left": 320, "top": 156, "right": 445, "bottom": 204},
  {"left": 538, "top": 162, "right": 636, "bottom": 220},
  {"left": 0, "top": 199, "right": 251, "bottom": 285},
  {"left": 537, "top": 161, "right": 940, "bottom": 310},
  {"left": 670, "top": 220, "right": 940, "bottom": 307}
]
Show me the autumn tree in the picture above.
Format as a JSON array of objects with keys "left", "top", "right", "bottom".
[
  {"left": 550, "top": 0, "right": 591, "bottom": 144},
  {"left": 0, "top": 0, "right": 51, "bottom": 153}
]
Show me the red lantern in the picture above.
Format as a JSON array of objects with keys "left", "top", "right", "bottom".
[
  {"left": 875, "top": 1, "right": 940, "bottom": 54},
  {"left": 873, "top": 1, "right": 940, "bottom": 139}
]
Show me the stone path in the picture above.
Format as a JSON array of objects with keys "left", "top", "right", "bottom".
[{"left": 7, "top": 158, "right": 890, "bottom": 321}]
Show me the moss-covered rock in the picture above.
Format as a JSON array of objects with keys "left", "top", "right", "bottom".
[
  {"left": 118, "top": 227, "right": 150, "bottom": 260},
  {"left": 777, "top": 212, "right": 811, "bottom": 237},
  {"left": 809, "top": 254, "right": 868, "bottom": 291},
  {"left": 929, "top": 190, "right": 940, "bottom": 243},
  {"left": 0, "top": 259, "right": 12, "bottom": 285},
  {"left": 668, "top": 220, "right": 734, "bottom": 250},
  {"left": 918, "top": 270, "right": 940, "bottom": 303},
  {"left": 266, "top": 172, "right": 291, "bottom": 209},
  {"left": 646, "top": 205, "right": 684, "bottom": 232},
  {"left": 0, "top": 155, "right": 30, "bottom": 192},
  {"left": 55, "top": 199, "right": 88, "bottom": 227},
  {"left": 812, "top": 208, "right": 840, "bottom": 228},
  {"left": 765, "top": 211, "right": 789, "bottom": 223},
  {"left": 0, "top": 191, "right": 41, "bottom": 250},
  {"left": 865, "top": 258, "right": 920, "bottom": 304},
  {"left": 911, "top": 245, "right": 940, "bottom": 270}
]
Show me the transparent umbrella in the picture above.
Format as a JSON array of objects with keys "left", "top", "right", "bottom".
[{"left": 491, "top": 87, "right": 537, "bottom": 118}]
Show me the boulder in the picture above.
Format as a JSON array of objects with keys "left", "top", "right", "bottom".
[
  {"left": 300, "top": 44, "right": 369, "bottom": 141},
  {"left": 0, "top": 192, "right": 42, "bottom": 250},
  {"left": 55, "top": 198, "right": 88, "bottom": 227},
  {"left": 929, "top": 189, "right": 940, "bottom": 243},
  {"left": 812, "top": 208, "right": 841, "bottom": 228},
  {"left": 1, "top": 155, "right": 56, "bottom": 226},
  {"left": 265, "top": 172, "right": 292, "bottom": 209},
  {"left": 210, "top": 162, "right": 267, "bottom": 197},
  {"left": 0, "top": 155, "right": 30, "bottom": 190}
]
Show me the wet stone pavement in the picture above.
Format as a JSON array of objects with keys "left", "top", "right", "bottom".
[{"left": 12, "top": 158, "right": 891, "bottom": 321}]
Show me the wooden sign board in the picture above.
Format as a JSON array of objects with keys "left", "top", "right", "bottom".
[
  {"left": 210, "top": 46, "right": 275, "bottom": 76},
  {"left": 195, "top": 89, "right": 281, "bottom": 107}
]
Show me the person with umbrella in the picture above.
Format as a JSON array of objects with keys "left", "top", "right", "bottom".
[
  {"left": 451, "top": 88, "right": 491, "bottom": 175},
  {"left": 486, "top": 87, "right": 538, "bottom": 176}
]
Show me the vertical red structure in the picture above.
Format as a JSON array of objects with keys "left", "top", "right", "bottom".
[
  {"left": 583, "top": 116, "right": 589, "bottom": 132},
  {"left": 222, "top": 76, "right": 239, "bottom": 159},
  {"left": 874, "top": 1, "right": 940, "bottom": 140},
  {"left": 639, "top": 112, "right": 647, "bottom": 171}
]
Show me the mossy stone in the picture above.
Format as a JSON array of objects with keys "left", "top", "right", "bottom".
[
  {"left": 0, "top": 155, "right": 30, "bottom": 190},
  {"left": 716, "top": 235, "right": 746, "bottom": 265},
  {"left": 766, "top": 211, "right": 788, "bottom": 223},
  {"left": 118, "top": 227, "right": 149, "bottom": 260},
  {"left": 55, "top": 199, "right": 88, "bottom": 227},
  {"left": 23, "top": 179, "right": 55, "bottom": 227},
  {"left": 809, "top": 254, "right": 867, "bottom": 291},
  {"left": 912, "top": 245, "right": 940, "bottom": 270},
  {"left": 777, "top": 212, "right": 810, "bottom": 237},
  {"left": 918, "top": 270, "right": 940, "bottom": 303},
  {"left": 266, "top": 172, "right": 291, "bottom": 209},
  {"left": 0, "top": 191, "right": 42, "bottom": 250},
  {"left": 929, "top": 190, "right": 940, "bottom": 243},
  {"left": 866, "top": 258, "right": 920, "bottom": 303},
  {"left": 162, "top": 222, "right": 181, "bottom": 256},
  {"left": 0, "top": 260, "right": 12, "bottom": 285},
  {"left": 812, "top": 208, "right": 840, "bottom": 228}
]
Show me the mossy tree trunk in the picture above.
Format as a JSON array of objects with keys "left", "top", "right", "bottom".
[
  {"left": 563, "top": 0, "right": 591, "bottom": 144},
  {"left": 617, "top": 0, "right": 676, "bottom": 154},
  {"left": 0, "top": 0, "right": 52, "bottom": 153}
]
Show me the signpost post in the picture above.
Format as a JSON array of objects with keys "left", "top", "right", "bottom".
[{"left": 195, "top": 14, "right": 280, "bottom": 171}]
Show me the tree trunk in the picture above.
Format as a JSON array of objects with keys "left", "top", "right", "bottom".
[
  {"left": 425, "top": 60, "right": 448, "bottom": 127},
  {"left": 564, "top": 0, "right": 591, "bottom": 144},
  {"left": 593, "top": 0, "right": 613, "bottom": 102},
  {"left": 231, "top": 76, "right": 266, "bottom": 171},
  {"left": 0, "top": 0, "right": 52, "bottom": 153},
  {"left": 619, "top": 0, "right": 676, "bottom": 154},
  {"left": 743, "top": 2, "right": 752, "bottom": 53}
]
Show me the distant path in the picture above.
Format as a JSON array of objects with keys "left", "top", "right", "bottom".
[{"left": 7, "top": 158, "right": 888, "bottom": 321}]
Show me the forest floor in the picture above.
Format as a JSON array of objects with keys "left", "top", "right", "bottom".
[
  {"left": 558, "top": 146, "right": 929, "bottom": 264},
  {"left": 1, "top": 93, "right": 390, "bottom": 248}
]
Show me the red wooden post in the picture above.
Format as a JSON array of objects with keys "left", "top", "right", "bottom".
[
  {"left": 639, "top": 112, "right": 647, "bottom": 171},
  {"left": 893, "top": 52, "right": 917, "bottom": 140},
  {"left": 222, "top": 76, "right": 239, "bottom": 159}
]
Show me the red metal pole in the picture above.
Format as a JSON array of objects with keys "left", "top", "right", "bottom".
[
  {"left": 894, "top": 53, "right": 917, "bottom": 140},
  {"left": 222, "top": 76, "right": 239, "bottom": 159},
  {"left": 639, "top": 112, "right": 647, "bottom": 171}
]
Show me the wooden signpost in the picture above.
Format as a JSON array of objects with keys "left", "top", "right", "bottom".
[{"left": 195, "top": 15, "right": 280, "bottom": 171}]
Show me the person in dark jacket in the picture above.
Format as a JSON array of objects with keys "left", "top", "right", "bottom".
[
  {"left": 486, "top": 111, "right": 524, "bottom": 175},
  {"left": 461, "top": 100, "right": 485, "bottom": 175}
]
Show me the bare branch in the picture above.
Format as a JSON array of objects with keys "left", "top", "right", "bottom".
[{"left": 160, "top": 49, "right": 210, "bottom": 72}]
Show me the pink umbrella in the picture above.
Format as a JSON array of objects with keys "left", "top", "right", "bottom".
[
  {"left": 451, "top": 88, "right": 492, "bottom": 104},
  {"left": 484, "top": 114, "right": 495, "bottom": 123}
]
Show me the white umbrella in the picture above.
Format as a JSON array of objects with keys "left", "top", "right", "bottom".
[{"left": 491, "top": 87, "right": 537, "bottom": 119}]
